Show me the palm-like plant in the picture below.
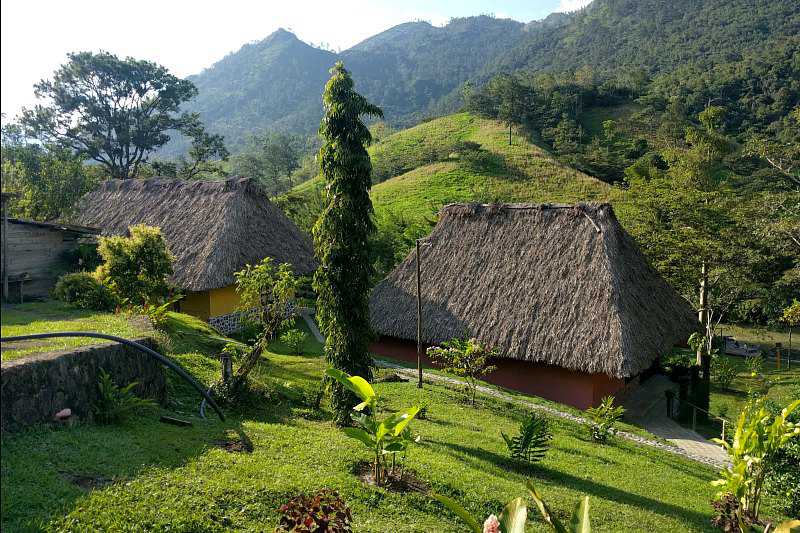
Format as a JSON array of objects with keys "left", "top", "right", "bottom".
[
  {"left": 502, "top": 413, "right": 551, "bottom": 463},
  {"left": 432, "top": 481, "right": 590, "bottom": 533},
  {"left": 712, "top": 398, "right": 800, "bottom": 528},
  {"left": 325, "top": 368, "right": 420, "bottom": 486},
  {"left": 585, "top": 396, "right": 625, "bottom": 443}
]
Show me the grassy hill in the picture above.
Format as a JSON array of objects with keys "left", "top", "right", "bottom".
[
  {"left": 6, "top": 309, "right": 792, "bottom": 531},
  {"left": 281, "top": 113, "right": 609, "bottom": 235}
]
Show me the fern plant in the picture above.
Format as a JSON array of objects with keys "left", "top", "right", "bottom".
[
  {"left": 502, "top": 413, "right": 552, "bottom": 463},
  {"left": 93, "top": 369, "right": 156, "bottom": 424}
]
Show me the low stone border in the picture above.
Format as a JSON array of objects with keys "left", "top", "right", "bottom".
[{"left": 1, "top": 337, "right": 166, "bottom": 433}]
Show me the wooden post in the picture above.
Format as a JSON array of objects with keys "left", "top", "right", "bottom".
[
  {"left": 697, "top": 261, "right": 708, "bottom": 367},
  {"left": 416, "top": 239, "right": 423, "bottom": 389},
  {"left": 2, "top": 195, "right": 8, "bottom": 302}
]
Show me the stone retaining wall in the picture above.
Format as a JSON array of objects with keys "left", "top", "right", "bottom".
[{"left": 1, "top": 337, "right": 166, "bottom": 433}]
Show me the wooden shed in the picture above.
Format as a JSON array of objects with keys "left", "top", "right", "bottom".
[{"left": 2, "top": 194, "right": 100, "bottom": 301}]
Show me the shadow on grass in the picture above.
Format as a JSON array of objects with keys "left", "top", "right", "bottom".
[{"left": 426, "top": 439, "right": 713, "bottom": 529}]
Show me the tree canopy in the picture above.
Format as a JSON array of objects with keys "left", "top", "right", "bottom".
[{"left": 20, "top": 51, "right": 220, "bottom": 179}]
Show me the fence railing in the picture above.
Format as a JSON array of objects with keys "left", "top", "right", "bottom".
[{"left": 682, "top": 399, "right": 732, "bottom": 443}]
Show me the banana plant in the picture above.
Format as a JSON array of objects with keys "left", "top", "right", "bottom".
[
  {"left": 431, "top": 481, "right": 590, "bottom": 533},
  {"left": 711, "top": 398, "right": 800, "bottom": 528},
  {"left": 325, "top": 368, "right": 420, "bottom": 486}
]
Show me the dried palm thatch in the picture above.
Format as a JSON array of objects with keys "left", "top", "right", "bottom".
[
  {"left": 370, "top": 203, "right": 698, "bottom": 378},
  {"left": 72, "top": 177, "right": 316, "bottom": 291}
]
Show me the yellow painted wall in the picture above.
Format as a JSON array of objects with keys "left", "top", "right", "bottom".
[
  {"left": 178, "top": 285, "right": 241, "bottom": 321},
  {"left": 180, "top": 291, "right": 210, "bottom": 321},
  {"left": 209, "top": 285, "right": 242, "bottom": 317}
]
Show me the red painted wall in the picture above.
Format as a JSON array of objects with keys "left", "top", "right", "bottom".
[{"left": 370, "top": 336, "right": 626, "bottom": 410}]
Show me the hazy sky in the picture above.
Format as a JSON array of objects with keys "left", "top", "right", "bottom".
[{"left": 1, "top": 0, "right": 592, "bottom": 119}]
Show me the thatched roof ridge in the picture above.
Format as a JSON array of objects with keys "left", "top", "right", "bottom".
[
  {"left": 73, "top": 177, "right": 316, "bottom": 291},
  {"left": 370, "top": 202, "right": 698, "bottom": 378}
]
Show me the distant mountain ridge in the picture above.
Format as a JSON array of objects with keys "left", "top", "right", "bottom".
[{"left": 173, "top": 0, "right": 799, "bottom": 154}]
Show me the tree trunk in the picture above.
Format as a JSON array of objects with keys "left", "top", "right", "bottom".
[{"left": 696, "top": 260, "right": 710, "bottom": 421}]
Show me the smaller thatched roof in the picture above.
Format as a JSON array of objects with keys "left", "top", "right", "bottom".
[
  {"left": 73, "top": 177, "right": 316, "bottom": 291},
  {"left": 370, "top": 203, "right": 698, "bottom": 378}
]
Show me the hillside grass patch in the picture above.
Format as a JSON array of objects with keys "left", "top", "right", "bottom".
[
  {"left": 2, "top": 311, "right": 793, "bottom": 531},
  {"left": 0, "top": 301, "right": 151, "bottom": 361}
]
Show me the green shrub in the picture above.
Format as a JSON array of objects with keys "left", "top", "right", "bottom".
[
  {"left": 712, "top": 356, "right": 738, "bottom": 390},
  {"left": 53, "top": 271, "right": 116, "bottom": 310},
  {"left": 95, "top": 224, "right": 173, "bottom": 306},
  {"left": 712, "top": 398, "right": 800, "bottom": 526},
  {"left": 92, "top": 369, "right": 156, "bottom": 424},
  {"left": 276, "top": 489, "right": 352, "bottom": 532},
  {"left": 585, "top": 396, "right": 625, "bottom": 443},
  {"left": 280, "top": 328, "right": 308, "bottom": 355},
  {"left": 502, "top": 413, "right": 552, "bottom": 464},
  {"left": 764, "top": 406, "right": 800, "bottom": 517}
]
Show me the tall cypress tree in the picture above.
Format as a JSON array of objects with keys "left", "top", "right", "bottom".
[{"left": 313, "top": 62, "right": 383, "bottom": 425}]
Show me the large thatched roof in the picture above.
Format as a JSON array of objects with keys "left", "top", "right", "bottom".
[
  {"left": 73, "top": 177, "right": 316, "bottom": 291},
  {"left": 370, "top": 203, "right": 698, "bottom": 378}
]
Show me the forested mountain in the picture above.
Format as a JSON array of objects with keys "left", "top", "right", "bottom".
[
  {"left": 174, "top": 0, "right": 799, "bottom": 153},
  {"left": 183, "top": 29, "right": 335, "bottom": 152},
  {"left": 177, "top": 17, "right": 527, "bottom": 152}
]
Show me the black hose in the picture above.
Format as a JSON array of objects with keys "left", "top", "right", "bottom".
[{"left": 0, "top": 332, "right": 225, "bottom": 421}]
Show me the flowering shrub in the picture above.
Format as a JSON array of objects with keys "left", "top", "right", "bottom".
[{"left": 276, "top": 489, "right": 352, "bottom": 532}]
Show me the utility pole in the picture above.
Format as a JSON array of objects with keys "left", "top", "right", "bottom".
[{"left": 416, "top": 239, "right": 423, "bottom": 388}]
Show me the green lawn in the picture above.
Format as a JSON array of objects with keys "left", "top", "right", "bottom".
[
  {"left": 2, "top": 311, "right": 793, "bottom": 532},
  {"left": 1, "top": 301, "right": 152, "bottom": 362},
  {"left": 709, "top": 356, "right": 800, "bottom": 423},
  {"left": 719, "top": 323, "right": 798, "bottom": 356}
]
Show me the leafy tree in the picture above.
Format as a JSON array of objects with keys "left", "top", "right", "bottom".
[
  {"left": 1, "top": 121, "right": 100, "bottom": 220},
  {"left": 745, "top": 107, "right": 800, "bottom": 189},
  {"left": 228, "top": 257, "right": 299, "bottom": 392},
  {"left": 151, "top": 123, "right": 229, "bottom": 179},
  {"left": 19, "top": 51, "right": 211, "bottom": 179},
  {"left": 427, "top": 337, "right": 498, "bottom": 406},
  {"left": 783, "top": 300, "right": 800, "bottom": 327},
  {"left": 312, "top": 62, "right": 383, "bottom": 425},
  {"left": 230, "top": 132, "right": 307, "bottom": 194}
]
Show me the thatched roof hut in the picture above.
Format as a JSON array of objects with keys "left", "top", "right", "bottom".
[
  {"left": 370, "top": 203, "right": 697, "bottom": 379},
  {"left": 73, "top": 177, "right": 316, "bottom": 292}
]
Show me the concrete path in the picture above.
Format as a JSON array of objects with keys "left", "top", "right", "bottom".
[
  {"left": 624, "top": 375, "right": 731, "bottom": 467},
  {"left": 299, "top": 309, "right": 324, "bottom": 343},
  {"left": 300, "top": 312, "right": 730, "bottom": 469}
]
